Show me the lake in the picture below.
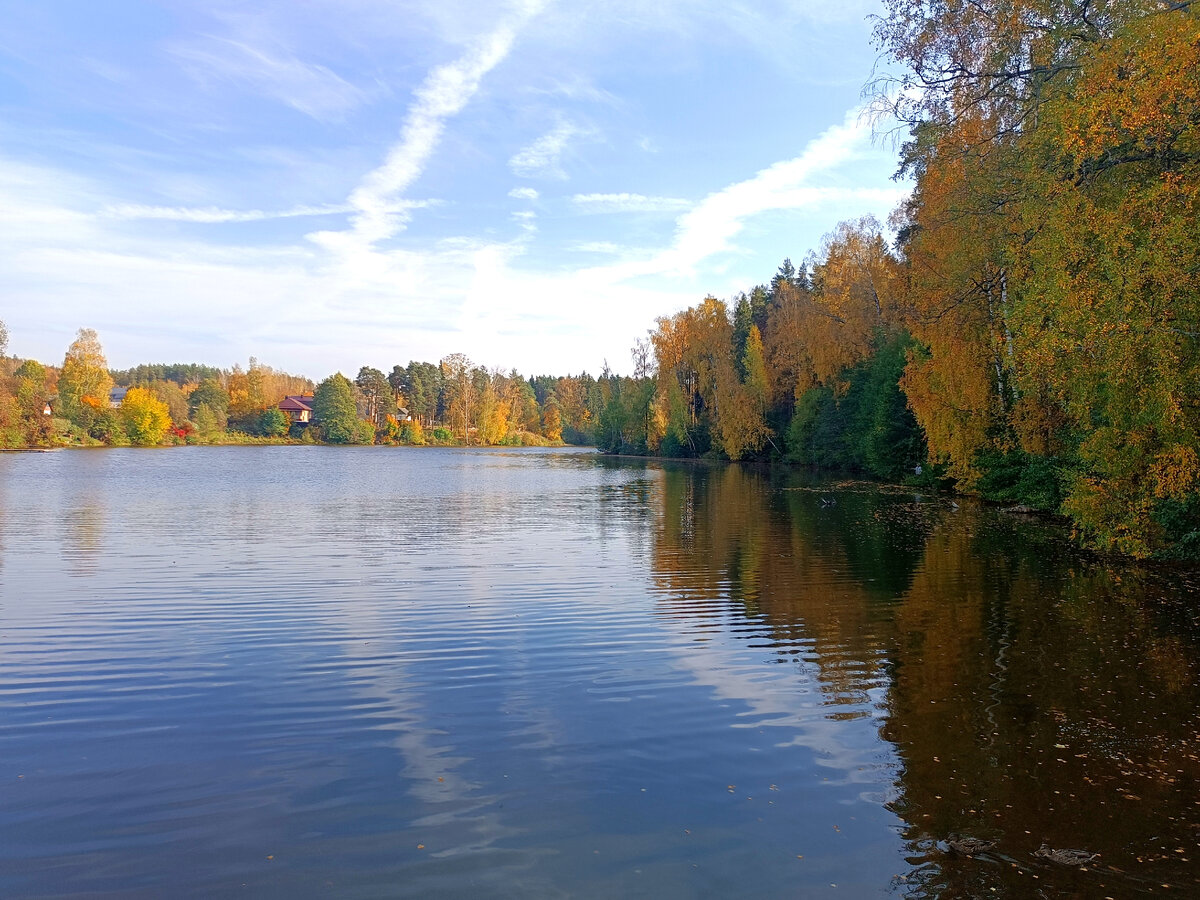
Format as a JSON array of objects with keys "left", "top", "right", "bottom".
[{"left": 1, "top": 446, "right": 1198, "bottom": 898}]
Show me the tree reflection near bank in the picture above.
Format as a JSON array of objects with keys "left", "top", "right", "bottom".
[{"left": 646, "top": 462, "right": 1200, "bottom": 897}]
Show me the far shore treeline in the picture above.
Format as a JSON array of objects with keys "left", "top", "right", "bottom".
[
  {"left": 0, "top": 328, "right": 595, "bottom": 452},
  {"left": 2, "top": 1, "right": 1198, "bottom": 561}
]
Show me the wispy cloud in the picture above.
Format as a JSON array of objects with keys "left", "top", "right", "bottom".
[
  {"left": 569, "top": 240, "right": 624, "bottom": 254},
  {"left": 320, "top": 0, "right": 551, "bottom": 251},
  {"left": 508, "top": 187, "right": 540, "bottom": 201},
  {"left": 102, "top": 202, "right": 356, "bottom": 224},
  {"left": 571, "top": 192, "right": 689, "bottom": 213},
  {"left": 170, "top": 37, "right": 367, "bottom": 121},
  {"left": 587, "top": 108, "right": 905, "bottom": 280},
  {"left": 508, "top": 118, "right": 587, "bottom": 179},
  {"left": 661, "top": 109, "right": 883, "bottom": 271},
  {"left": 530, "top": 76, "right": 619, "bottom": 106},
  {"left": 511, "top": 209, "right": 538, "bottom": 235}
]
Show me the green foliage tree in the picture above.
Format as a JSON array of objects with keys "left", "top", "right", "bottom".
[
  {"left": 10, "top": 360, "right": 53, "bottom": 445},
  {"left": 111, "top": 362, "right": 221, "bottom": 387},
  {"left": 313, "top": 373, "right": 359, "bottom": 444},
  {"left": 189, "top": 381, "right": 229, "bottom": 422},
  {"left": 192, "top": 403, "right": 224, "bottom": 438},
  {"left": 356, "top": 366, "right": 394, "bottom": 427},
  {"left": 149, "top": 381, "right": 188, "bottom": 425},
  {"left": 257, "top": 407, "right": 290, "bottom": 437}
]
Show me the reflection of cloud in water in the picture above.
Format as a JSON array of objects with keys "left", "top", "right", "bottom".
[
  {"left": 302, "top": 481, "right": 651, "bottom": 883},
  {"left": 650, "top": 603, "right": 897, "bottom": 799},
  {"left": 642, "top": 463, "right": 908, "bottom": 806}
]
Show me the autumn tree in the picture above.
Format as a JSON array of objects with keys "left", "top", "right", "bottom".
[
  {"left": 1003, "top": 8, "right": 1200, "bottom": 554},
  {"left": 440, "top": 353, "right": 476, "bottom": 443},
  {"left": 120, "top": 387, "right": 171, "bottom": 446},
  {"left": 873, "top": 0, "right": 1200, "bottom": 554},
  {"left": 542, "top": 395, "right": 563, "bottom": 443},
  {"left": 58, "top": 328, "right": 114, "bottom": 423}
]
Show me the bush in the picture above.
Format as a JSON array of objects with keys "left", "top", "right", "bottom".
[
  {"left": 975, "top": 450, "right": 1070, "bottom": 511},
  {"left": 431, "top": 427, "right": 453, "bottom": 444},
  {"left": 87, "top": 408, "right": 129, "bottom": 445},
  {"left": 1151, "top": 493, "right": 1200, "bottom": 561},
  {"left": 352, "top": 419, "right": 376, "bottom": 445},
  {"left": 562, "top": 425, "right": 594, "bottom": 446},
  {"left": 399, "top": 420, "right": 425, "bottom": 444}
]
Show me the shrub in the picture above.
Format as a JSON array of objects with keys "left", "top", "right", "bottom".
[{"left": 399, "top": 420, "right": 425, "bottom": 445}]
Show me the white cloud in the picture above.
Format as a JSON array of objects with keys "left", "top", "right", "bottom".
[
  {"left": 313, "top": 0, "right": 550, "bottom": 252},
  {"left": 508, "top": 187, "right": 540, "bottom": 201},
  {"left": 508, "top": 118, "right": 587, "bottom": 179},
  {"left": 584, "top": 107, "right": 906, "bottom": 281},
  {"left": 511, "top": 209, "right": 538, "bottom": 234},
  {"left": 570, "top": 193, "right": 689, "bottom": 213},
  {"left": 101, "top": 201, "right": 436, "bottom": 224},
  {"left": 170, "top": 37, "right": 367, "bottom": 121},
  {"left": 569, "top": 241, "right": 623, "bottom": 254}
]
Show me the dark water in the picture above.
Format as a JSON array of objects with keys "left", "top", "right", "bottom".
[{"left": 1, "top": 448, "right": 1198, "bottom": 898}]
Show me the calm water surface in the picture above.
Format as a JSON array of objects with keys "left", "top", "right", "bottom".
[{"left": 1, "top": 447, "right": 1198, "bottom": 898}]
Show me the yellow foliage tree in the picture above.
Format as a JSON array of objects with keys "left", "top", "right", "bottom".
[
  {"left": 120, "top": 387, "right": 171, "bottom": 446},
  {"left": 58, "top": 328, "right": 114, "bottom": 422}
]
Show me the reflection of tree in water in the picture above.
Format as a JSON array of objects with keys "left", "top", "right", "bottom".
[
  {"left": 645, "top": 462, "right": 1200, "bottom": 896},
  {"left": 63, "top": 499, "right": 105, "bottom": 577},
  {"left": 774, "top": 472, "right": 933, "bottom": 602},
  {"left": 0, "top": 475, "right": 6, "bottom": 574},
  {"left": 649, "top": 463, "right": 936, "bottom": 714},
  {"left": 884, "top": 527, "right": 1200, "bottom": 898}
]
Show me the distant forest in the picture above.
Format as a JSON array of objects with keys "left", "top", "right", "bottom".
[
  {"left": 0, "top": 327, "right": 602, "bottom": 452},
  {"left": 2, "top": 1, "right": 1198, "bottom": 559}
]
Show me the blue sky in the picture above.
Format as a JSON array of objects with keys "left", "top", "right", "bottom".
[{"left": 0, "top": 0, "right": 906, "bottom": 378}]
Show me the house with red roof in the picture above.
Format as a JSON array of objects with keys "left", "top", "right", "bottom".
[{"left": 277, "top": 395, "right": 315, "bottom": 425}]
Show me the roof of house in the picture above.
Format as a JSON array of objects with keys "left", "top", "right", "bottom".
[
  {"left": 109, "top": 386, "right": 129, "bottom": 402},
  {"left": 278, "top": 395, "right": 314, "bottom": 412}
]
